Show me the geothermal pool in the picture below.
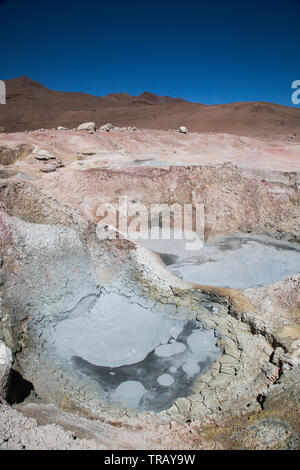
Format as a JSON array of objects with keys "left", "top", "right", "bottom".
[
  {"left": 51, "top": 292, "right": 220, "bottom": 412},
  {"left": 42, "top": 232, "right": 300, "bottom": 413},
  {"left": 133, "top": 232, "right": 300, "bottom": 289}
]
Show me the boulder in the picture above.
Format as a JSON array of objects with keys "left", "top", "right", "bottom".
[
  {"left": 39, "top": 163, "right": 58, "bottom": 173},
  {"left": 179, "top": 126, "right": 188, "bottom": 134},
  {"left": 78, "top": 149, "right": 96, "bottom": 156},
  {"left": 0, "top": 341, "right": 12, "bottom": 400},
  {"left": 35, "top": 150, "right": 56, "bottom": 160},
  {"left": 57, "top": 126, "right": 68, "bottom": 131},
  {"left": 77, "top": 122, "right": 96, "bottom": 132},
  {"left": 99, "top": 123, "right": 114, "bottom": 132}
]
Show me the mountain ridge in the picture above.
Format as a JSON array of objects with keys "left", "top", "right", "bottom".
[{"left": 1, "top": 76, "right": 300, "bottom": 136}]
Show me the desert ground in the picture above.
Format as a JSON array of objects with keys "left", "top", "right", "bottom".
[
  {"left": 1, "top": 76, "right": 300, "bottom": 138},
  {"left": 0, "top": 78, "right": 300, "bottom": 450}
]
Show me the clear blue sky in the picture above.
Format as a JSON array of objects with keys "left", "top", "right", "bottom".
[{"left": 0, "top": 0, "right": 300, "bottom": 105}]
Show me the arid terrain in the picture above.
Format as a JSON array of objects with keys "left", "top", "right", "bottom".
[
  {"left": 1, "top": 76, "right": 300, "bottom": 138},
  {"left": 0, "top": 81, "right": 300, "bottom": 450}
]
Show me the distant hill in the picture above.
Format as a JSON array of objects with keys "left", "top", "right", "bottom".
[{"left": 0, "top": 75, "right": 300, "bottom": 136}]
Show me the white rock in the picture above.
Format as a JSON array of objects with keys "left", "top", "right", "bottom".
[
  {"left": 35, "top": 150, "right": 56, "bottom": 160},
  {"left": 179, "top": 126, "right": 188, "bottom": 134},
  {"left": 77, "top": 122, "right": 96, "bottom": 131},
  {"left": 0, "top": 340, "right": 12, "bottom": 400},
  {"left": 99, "top": 123, "right": 114, "bottom": 132},
  {"left": 78, "top": 148, "right": 96, "bottom": 156},
  {"left": 39, "top": 163, "right": 57, "bottom": 173},
  {"left": 57, "top": 126, "right": 68, "bottom": 131}
]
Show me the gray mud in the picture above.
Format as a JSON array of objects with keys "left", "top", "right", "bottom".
[
  {"left": 135, "top": 233, "right": 300, "bottom": 288},
  {"left": 49, "top": 292, "right": 220, "bottom": 412}
]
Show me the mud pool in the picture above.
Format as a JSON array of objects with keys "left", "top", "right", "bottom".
[
  {"left": 133, "top": 232, "right": 300, "bottom": 288},
  {"left": 50, "top": 292, "right": 220, "bottom": 412}
]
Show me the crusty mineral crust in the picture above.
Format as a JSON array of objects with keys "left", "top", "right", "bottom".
[{"left": 0, "top": 130, "right": 299, "bottom": 449}]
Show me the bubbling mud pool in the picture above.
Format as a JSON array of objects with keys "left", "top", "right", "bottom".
[
  {"left": 133, "top": 232, "right": 300, "bottom": 288},
  {"left": 50, "top": 292, "right": 220, "bottom": 412}
]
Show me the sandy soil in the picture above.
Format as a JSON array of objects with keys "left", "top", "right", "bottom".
[{"left": 0, "top": 127, "right": 300, "bottom": 175}]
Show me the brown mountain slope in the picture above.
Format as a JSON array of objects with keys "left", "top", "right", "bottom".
[{"left": 0, "top": 76, "right": 300, "bottom": 136}]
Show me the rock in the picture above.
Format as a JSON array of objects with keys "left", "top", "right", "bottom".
[
  {"left": 57, "top": 126, "right": 68, "bottom": 131},
  {"left": 271, "top": 347, "right": 286, "bottom": 367},
  {"left": 77, "top": 122, "right": 96, "bottom": 132},
  {"left": 99, "top": 123, "right": 114, "bottom": 132},
  {"left": 0, "top": 341, "right": 12, "bottom": 400},
  {"left": 39, "top": 163, "right": 57, "bottom": 173},
  {"left": 0, "top": 144, "right": 33, "bottom": 165},
  {"left": 39, "top": 158, "right": 64, "bottom": 172},
  {"left": 243, "top": 419, "right": 299, "bottom": 450},
  {"left": 89, "top": 129, "right": 94, "bottom": 134},
  {"left": 35, "top": 155, "right": 49, "bottom": 161},
  {"left": 78, "top": 149, "right": 96, "bottom": 156},
  {"left": 179, "top": 126, "right": 188, "bottom": 134},
  {"left": 35, "top": 150, "right": 56, "bottom": 161}
]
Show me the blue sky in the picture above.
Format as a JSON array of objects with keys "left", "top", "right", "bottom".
[{"left": 0, "top": 0, "right": 300, "bottom": 105}]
